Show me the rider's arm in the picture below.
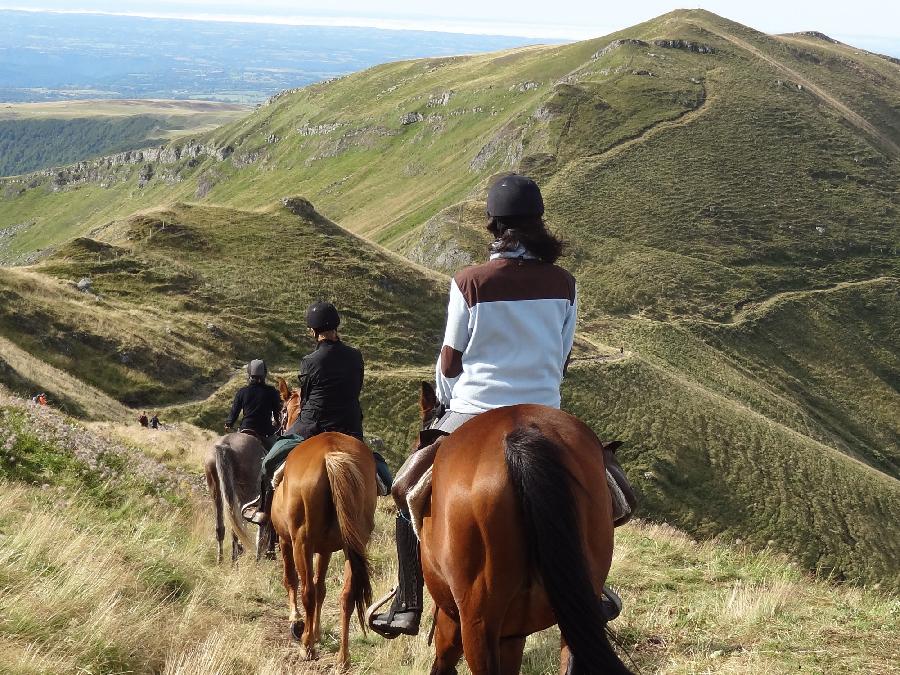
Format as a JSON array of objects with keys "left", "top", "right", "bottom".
[
  {"left": 298, "top": 357, "right": 313, "bottom": 405},
  {"left": 435, "top": 278, "right": 470, "bottom": 405},
  {"left": 562, "top": 285, "right": 578, "bottom": 376},
  {"left": 225, "top": 389, "right": 243, "bottom": 427}
]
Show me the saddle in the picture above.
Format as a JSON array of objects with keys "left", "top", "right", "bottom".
[{"left": 406, "top": 437, "right": 637, "bottom": 540}]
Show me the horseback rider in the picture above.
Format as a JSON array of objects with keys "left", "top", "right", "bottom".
[
  {"left": 245, "top": 301, "right": 366, "bottom": 526},
  {"left": 225, "top": 359, "right": 282, "bottom": 444},
  {"left": 370, "top": 174, "right": 577, "bottom": 637}
]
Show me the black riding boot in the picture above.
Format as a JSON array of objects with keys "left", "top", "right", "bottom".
[
  {"left": 251, "top": 482, "right": 272, "bottom": 525},
  {"left": 369, "top": 514, "right": 423, "bottom": 637}
]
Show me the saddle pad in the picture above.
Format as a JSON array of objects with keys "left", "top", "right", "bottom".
[
  {"left": 406, "top": 465, "right": 433, "bottom": 540},
  {"left": 272, "top": 462, "right": 286, "bottom": 489},
  {"left": 406, "top": 466, "right": 631, "bottom": 540},
  {"left": 607, "top": 469, "right": 632, "bottom": 525}
]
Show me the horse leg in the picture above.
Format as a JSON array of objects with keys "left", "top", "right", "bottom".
[
  {"left": 312, "top": 551, "right": 332, "bottom": 644},
  {"left": 293, "top": 534, "right": 318, "bottom": 660},
  {"left": 459, "top": 614, "right": 502, "bottom": 675},
  {"left": 204, "top": 461, "right": 224, "bottom": 564},
  {"left": 280, "top": 534, "right": 303, "bottom": 637},
  {"left": 498, "top": 636, "right": 526, "bottom": 675},
  {"left": 337, "top": 558, "right": 354, "bottom": 672},
  {"left": 231, "top": 533, "right": 241, "bottom": 563},
  {"left": 559, "top": 638, "right": 573, "bottom": 675},
  {"left": 429, "top": 608, "right": 463, "bottom": 675}
]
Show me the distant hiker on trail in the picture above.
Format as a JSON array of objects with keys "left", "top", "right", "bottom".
[
  {"left": 138, "top": 412, "right": 149, "bottom": 427},
  {"left": 149, "top": 413, "right": 160, "bottom": 430},
  {"left": 225, "top": 359, "right": 282, "bottom": 445},
  {"left": 370, "top": 173, "right": 582, "bottom": 637},
  {"left": 244, "top": 301, "right": 391, "bottom": 526},
  {"left": 36, "top": 393, "right": 48, "bottom": 406}
]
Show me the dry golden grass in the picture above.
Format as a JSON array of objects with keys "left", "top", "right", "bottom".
[{"left": 1, "top": 411, "right": 897, "bottom": 674}]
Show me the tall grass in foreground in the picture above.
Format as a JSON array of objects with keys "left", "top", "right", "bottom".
[{"left": 0, "top": 407, "right": 897, "bottom": 674}]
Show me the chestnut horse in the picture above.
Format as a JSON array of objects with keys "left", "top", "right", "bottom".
[
  {"left": 418, "top": 385, "right": 631, "bottom": 675},
  {"left": 271, "top": 405, "right": 376, "bottom": 669}
]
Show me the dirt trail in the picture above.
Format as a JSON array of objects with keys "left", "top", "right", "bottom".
[
  {"left": 546, "top": 77, "right": 718, "bottom": 194},
  {"left": 701, "top": 25, "right": 900, "bottom": 159},
  {"left": 686, "top": 276, "right": 896, "bottom": 327}
]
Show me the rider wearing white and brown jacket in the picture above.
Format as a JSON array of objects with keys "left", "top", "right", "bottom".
[{"left": 370, "top": 174, "right": 576, "bottom": 638}]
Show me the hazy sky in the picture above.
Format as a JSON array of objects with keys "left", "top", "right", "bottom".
[{"left": 3, "top": 1, "right": 898, "bottom": 53}]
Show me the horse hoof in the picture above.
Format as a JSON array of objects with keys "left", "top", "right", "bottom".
[
  {"left": 289, "top": 620, "right": 304, "bottom": 641},
  {"left": 305, "top": 647, "right": 318, "bottom": 661}
]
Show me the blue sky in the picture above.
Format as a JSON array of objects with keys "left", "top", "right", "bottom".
[{"left": 2, "top": 1, "right": 898, "bottom": 54}]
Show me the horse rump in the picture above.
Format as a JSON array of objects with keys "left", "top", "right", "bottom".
[
  {"left": 504, "top": 426, "right": 632, "bottom": 675},
  {"left": 324, "top": 451, "right": 374, "bottom": 631}
]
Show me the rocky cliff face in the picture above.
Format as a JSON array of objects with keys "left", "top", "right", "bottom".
[{"left": 1, "top": 138, "right": 235, "bottom": 193}]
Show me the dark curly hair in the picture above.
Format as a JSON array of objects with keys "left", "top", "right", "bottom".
[{"left": 487, "top": 214, "right": 564, "bottom": 264}]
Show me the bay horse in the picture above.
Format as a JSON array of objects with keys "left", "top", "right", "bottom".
[
  {"left": 271, "top": 406, "right": 377, "bottom": 669},
  {"left": 202, "top": 377, "right": 299, "bottom": 562},
  {"left": 417, "top": 384, "right": 631, "bottom": 675}
]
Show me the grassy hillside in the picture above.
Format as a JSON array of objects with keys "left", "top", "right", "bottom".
[
  {"left": 0, "top": 100, "right": 249, "bottom": 177},
  {"left": 0, "top": 201, "right": 445, "bottom": 407},
  {"left": 1, "top": 389, "right": 897, "bottom": 674},
  {"left": 0, "top": 7, "right": 897, "bottom": 594}
]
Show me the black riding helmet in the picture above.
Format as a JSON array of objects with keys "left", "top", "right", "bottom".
[
  {"left": 247, "top": 359, "right": 267, "bottom": 380},
  {"left": 486, "top": 174, "right": 544, "bottom": 218},
  {"left": 306, "top": 301, "right": 340, "bottom": 333}
]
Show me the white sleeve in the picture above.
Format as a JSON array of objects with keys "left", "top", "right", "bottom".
[
  {"left": 435, "top": 353, "right": 456, "bottom": 407},
  {"left": 562, "top": 285, "right": 577, "bottom": 366},
  {"left": 442, "top": 278, "right": 471, "bottom": 352}
]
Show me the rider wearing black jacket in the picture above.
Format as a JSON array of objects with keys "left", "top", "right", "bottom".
[
  {"left": 247, "top": 302, "right": 366, "bottom": 526},
  {"left": 226, "top": 360, "right": 282, "bottom": 439},
  {"left": 291, "top": 334, "right": 364, "bottom": 440}
]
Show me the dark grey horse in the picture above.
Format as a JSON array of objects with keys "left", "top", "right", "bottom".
[{"left": 203, "top": 431, "right": 267, "bottom": 562}]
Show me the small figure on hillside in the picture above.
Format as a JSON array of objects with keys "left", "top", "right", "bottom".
[
  {"left": 620, "top": 345, "right": 624, "bottom": 354},
  {"left": 149, "top": 413, "right": 160, "bottom": 430},
  {"left": 36, "top": 393, "right": 48, "bottom": 406},
  {"left": 138, "top": 411, "right": 149, "bottom": 427}
]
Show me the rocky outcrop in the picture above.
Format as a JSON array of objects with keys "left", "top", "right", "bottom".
[
  {"left": 427, "top": 91, "right": 453, "bottom": 107},
  {"left": 509, "top": 81, "right": 540, "bottom": 93},
  {"left": 593, "top": 39, "right": 648, "bottom": 59},
  {"left": 297, "top": 122, "right": 344, "bottom": 136},
  {"left": 652, "top": 39, "right": 715, "bottom": 54},
  {"left": 470, "top": 122, "right": 524, "bottom": 172},
  {"left": 400, "top": 112, "right": 424, "bottom": 125}
]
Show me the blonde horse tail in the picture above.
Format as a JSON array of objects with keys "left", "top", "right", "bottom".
[
  {"left": 324, "top": 451, "right": 373, "bottom": 632},
  {"left": 216, "top": 442, "right": 256, "bottom": 552}
]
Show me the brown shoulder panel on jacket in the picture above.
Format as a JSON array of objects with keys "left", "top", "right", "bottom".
[{"left": 454, "top": 258, "right": 575, "bottom": 306}]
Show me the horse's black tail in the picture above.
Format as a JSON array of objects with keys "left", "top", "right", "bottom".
[{"left": 505, "top": 426, "right": 632, "bottom": 675}]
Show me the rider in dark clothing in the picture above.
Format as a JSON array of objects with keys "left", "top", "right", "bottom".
[
  {"left": 290, "top": 337, "right": 364, "bottom": 440},
  {"left": 246, "top": 302, "right": 366, "bottom": 526},
  {"left": 225, "top": 359, "right": 282, "bottom": 440}
]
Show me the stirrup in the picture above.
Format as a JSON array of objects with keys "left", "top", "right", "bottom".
[
  {"left": 241, "top": 496, "right": 260, "bottom": 521},
  {"left": 366, "top": 588, "right": 402, "bottom": 639},
  {"left": 601, "top": 585, "right": 622, "bottom": 621}
]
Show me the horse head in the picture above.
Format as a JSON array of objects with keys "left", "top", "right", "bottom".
[{"left": 277, "top": 376, "right": 302, "bottom": 431}]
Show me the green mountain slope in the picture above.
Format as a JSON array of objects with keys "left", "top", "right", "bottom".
[{"left": 0, "top": 10, "right": 897, "bottom": 589}]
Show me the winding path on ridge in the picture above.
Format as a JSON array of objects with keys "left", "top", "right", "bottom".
[
  {"left": 679, "top": 275, "right": 897, "bottom": 327},
  {"left": 698, "top": 23, "right": 900, "bottom": 159}
]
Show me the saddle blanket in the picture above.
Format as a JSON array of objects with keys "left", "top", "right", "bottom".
[{"left": 407, "top": 467, "right": 633, "bottom": 540}]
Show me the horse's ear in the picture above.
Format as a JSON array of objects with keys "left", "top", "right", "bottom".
[
  {"left": 602, "top": 440, "right": 623, "bottom": 453},
  {"left": 277, "top": 376, "right": 290, "bottom": 401},
  {"left": 420, "top": 381, "right": 437, "bottom": 414}
]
